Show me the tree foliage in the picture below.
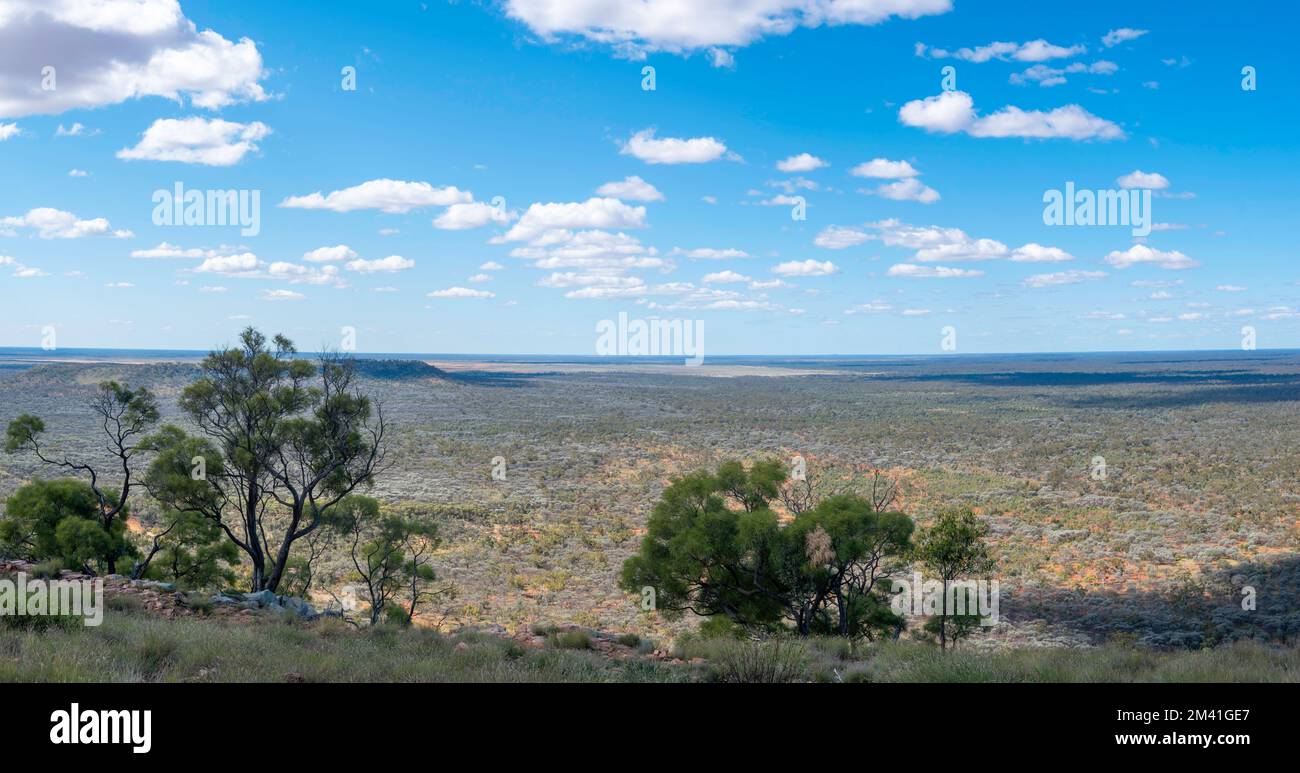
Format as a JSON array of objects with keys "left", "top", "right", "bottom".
[
  {"left": 143, "top": 327, "right": 387, "bottom": 592},
  {"left": 0, "top": 479, "right": 135, "bottom": 574},
  {"left": 620, "top": 459, "right": 913, "bottom": 639},
  {"left": 916, "top": 507, "right": 994, "bottom": 650},
  {"left": 4, "top": 381, "right": 158, "bottom": 574}
]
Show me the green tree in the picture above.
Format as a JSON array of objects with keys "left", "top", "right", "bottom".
[
  {"left": 143, "top": 328, "right": 387, "bottom": 592},
  {"left": 4, "top": 381, "right": 159, "bottom": 574},
  {"left": 0, "top": 479, "right": 135, "bottom": 574},
  {"left": 915, "top": 508, "right": 994, "bottom": 650},
  {"left": 139, "top": 510, "right": 240, "bottom": 589},
  {"left": 328, "top": 497, "right": 451, "bottom": 625},
  {"left": 620, "top": 459, "right": 914, "bottom": 638}
]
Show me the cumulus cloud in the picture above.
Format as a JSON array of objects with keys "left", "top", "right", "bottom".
[
  {"left": 427, "top": 286, "right": 494, "bottom": 299},
  {"left": 1102, "top": 28, "right": 1148, "bottom": 48},
  {"left": 302, "top": 245, "right": 357, "bottom": 263},
  {"left": 873, "top": 177, "right": 940, "bottom": 203},
  {"left": 672, "top": 247, "right": 750, "bottom": 259},
  {"left": 886, "top": 263, "right": 983, "bottom": 278},
  {"left": 621, "top": 128, "right": 729, "bottom": 164},
  {"left": 1, "top": 207, "right": 126, "bottom": 239},
  {"left": 132, "top": 242, "right": 240, "bottom": 259},
  {"left": 899, "top": 90, "right": 1123, "bottom": 140},
  {"left": 595, "top": 175, "right": 664, "bottom": 201},
  {"left": 194, "top": 252, "right": 260, "bottom": 275},
  {"left": 1022, "top": 269, "right": 1107, "bottom": 288},
  {"left": 433, "top": 201, "right": 516, "bottom": 230},
  {"left": 916, "top": 39, "right": 1085, "bottom": 63},
  {"left": 1104, "top": 244, "right": 1198, "bottom": 270},
  {"left": 702, "top": 270, "right": 751, "bottom": 284},
  {"left": 504, "top": 0, "right": 952, "bottom": 60},
  {"left": 1009, "top": 243, "right": 1074, "bottom": 262},
  {"left": 502, "top": 198, "right": 647, "bottom": 242},
  {"left": 0, "top": 0, "right": 268, "bottom": 118},
  {"left": 1116, "top": 170, "right": 1170, "bottom": 189},
  {"left": 776, "top": 153, "right": 828, "bottom": 172},
  {"left": 1010, "top": 60, "right": 1117, "bottom": 87},
  {"left": 280, "top": 179, "right": 471, "bottom": 213},
  {"left": 0, "top": 122, "right": 18, "bottom": 140},
  {"left": 345, "top": 255, "right": 415, "bottom": 273},
  {"left": 259, "top": 289, "right": 304, "bottom": 302},
  {"left": 116, "top": 117, "right": 269, "bottom": 166},
  {"left": 772, "top": 259, "right": 837, "bottom": 277},
  {"left": 850, "top": 158, "right": 919, "bottom": 178},
  {"left": 813, "top": 225, "right": 872, "bottom": 249}
]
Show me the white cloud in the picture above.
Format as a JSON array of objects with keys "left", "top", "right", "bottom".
[
  {"left": 467, "top": 273, "right": 492, "bottom": 283},
  {"left": 479, "top": 261, "right": 505, "bottom": 271},
  {"left": 1104, "top": 244, "right": 1198, "bottom": 270},
  {"left": 502, "top": 198, "right": 647, "bottom": 241},
  {"left": 814, "top": 225, "right": 872, "bottom": 249},
  {"left": 0, "top": 0, "right": 267, "bottom": 119},
  {"left": 917, "top": 39, "right": 1085, "bottom": 63},
  {"left": 302, "top": 245, "right": 357, "bottom": 263},
  {"left": 672, "top": 247, "right": 750, "bottom": 259},
  {"left": 199, "top": 285, "right": 227, "bottom": 293},
  {"left": 844, "top": 300, "right": 892, "bottom": 314},
  {"left": 56, "top": 122, "right": 95, "bottom": 136},
  {"left": 427, "top": 286, "right": 494, "bottom": 299},
  {"left": 266, "top": 262, "right": 343, "bottom": 287},
  {"left": 68, "top": 168, "right": 89, "bottom": 177},
  {"left": 621, "top": 128, "right": 729, "bottom": 164},
  {"left": 1117, "top": 170, "right": 1170, "bottom": 189},
  {"left": 1102, "top": 28, "right": 1148, "bottom": 48},
  {"left": 0, "top": 122, "right": 19, "bottom": 140},
  {"left": 873, "top": 178, "right": 940, "bottom": 203},
  {"left": 503, "top": 0, "right": 952, "bottom": 59},
  {"left": 259, "top": 289, "right": 304, "bottom": 302},
  {"left": 104, "top": 281, "right": 134, "bottom": 288},
  {"left": 596, "top": 175, "right": 664, "bottom": 201},
  {"left": 433, "top": 201, "right": 516, "bottom": 229},
  {"left": 1009, "top": 243, "right": 1074, "bottom": 262},
  {"left": 902, "top": 308, "right": 932, "bottom": 316},
  {"left": 345, "top": 255, "right": 415, "bottom": 273},
  {"left": 886, "top": 263, "right": 983, "bottom": 278},
  {"left": 850, "top": 158, "right": 919, "bottom": 178},
  {"left": 1010, "top": 60, "right": 1117, "bottom": 87},
  {"left": 777, "top": 153, "right": 828, "bottom": 172},
  {"left": 1215, "top": 284, "right": 1247, "bottom": 292},
  {"left": 280, "top": 179, "right": 471, "bottom": 213},
  {"left": 1022, "top": 269, "right": 1107, "bottom": 288},
  {"left": 702, "top": 270, "right": 752, "bottom": 284},
  {"left": 132, "top": 242, "right": 234, "bottom": 259},
  {"left": 0, "top": 207, "right": 120, "bottom": 239},
  {"left": 116, "top": 117, "right": 270, "bottom": 166},
  {"left": 899, "top": 90, "right": 1123, "bottom": 140},
  {"left": 772, "top": 259, "right": 837, "bottom": 277},
  {"left": 194, "top": 252, "right": 260, "bottom": 275}
]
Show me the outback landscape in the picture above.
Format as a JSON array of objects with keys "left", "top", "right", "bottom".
[{"left": 2, "top": 344, "right": 1298, "bottom": 682}]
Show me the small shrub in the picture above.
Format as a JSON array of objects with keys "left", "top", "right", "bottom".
[
  {"left": 616, "top": 632, "right": 641, "bottom": 647},
  {"left": 706, "top": 639, "right": 810, "bottom": 684},
  {"left": 548, "top": 630, "right": 592, "bottom": 650},
  {"left": 30, "top": 559, "right": 64, "bottom": 580}
]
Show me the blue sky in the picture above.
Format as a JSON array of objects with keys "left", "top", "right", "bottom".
[{"left": 0, "top": 0, "right": 1296, "bottom": 355}]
